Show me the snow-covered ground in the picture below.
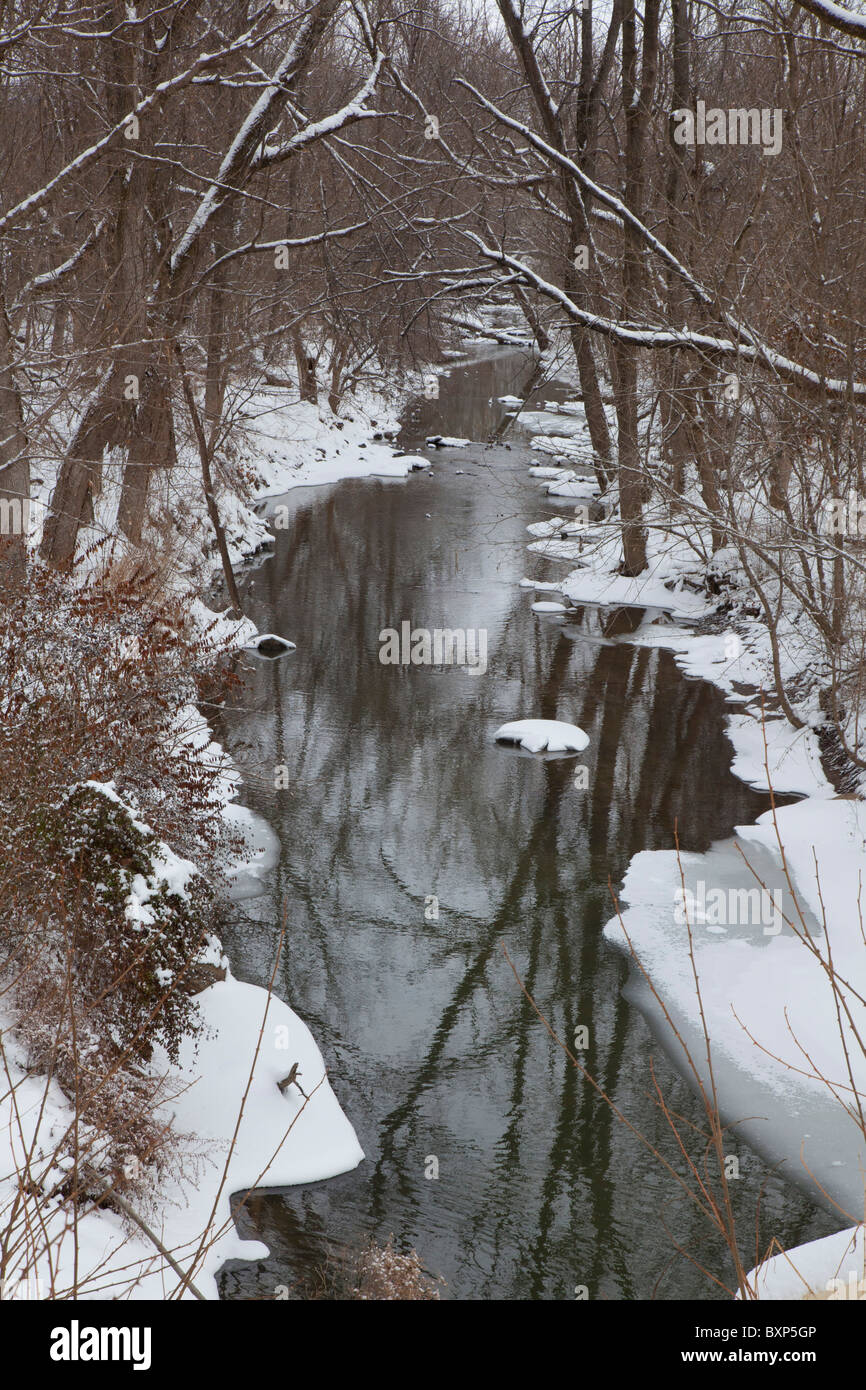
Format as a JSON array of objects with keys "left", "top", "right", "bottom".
[
  {"left": 247, "top": 387, "right": 413, "bottom": 499},
  {"left": 747, "top": 1225, "right": 866, "bottom": 1300},
  {"left": 0, "top": 931, "right": 363, "bottom": 1300},
  {"left": 1, "top": 737, "right": 364, "bottom": 1301}
]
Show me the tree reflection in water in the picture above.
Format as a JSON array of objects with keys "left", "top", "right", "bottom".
[{"left": 216, "top": 352, "right": 837, "bottom": 1301}]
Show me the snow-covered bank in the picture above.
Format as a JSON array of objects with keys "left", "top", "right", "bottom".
[
  {"left": 4, "top": 367, "right": 425, "bottom": 1300},
  {"left": 27, "top": 368, "right": 417, "bottom": 604},
  {"left": 0, "top": 705, "right": 364, "bottom": 1298},
  {"left": 246, "top": 386, "right": 413, "bottom": 500},
  {"left": 519, "top": 394, "right": 866, "bottom": 1300},
  {"left": 0, "top": 937, "right": 363, "bottom": 1300},
  {"left": 746, "top": 1225, "right": 866, "bottom": 1300},
  {"left": 141, "top": 370, "right": 434, "bottom": 1289}
]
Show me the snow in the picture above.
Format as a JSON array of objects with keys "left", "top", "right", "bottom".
[
  {"left": 531, "top": 435, "right": 593, "bottom": 459},
  {"left": 222, "top": 800, "right": 281, "bottom": 900},
  {"left": 253, "top": 52, "right": 385, "bottom": 171},
  {"left": 528, "top": 538, "right": 594, "bottom": 563},
  {"left": 531, "top": 600, "right": 568, "bottom": 613},
  {"left": 0, "top": 967, "right": 364, "bottom": 1300},
  {"left": 561, "top": 567, "right": 710, "bottom": 619},
  {"left": 0, "top": 52, "right": 233, "bottom": 238},
  {"left": 494, "top": 718, "right": 590, "bottom": 753},
  {"left": 725, "top": 713, "right": 832, "bottom": 798},
  {"left": 171, "top": 17, "right": 374, "bottom": 274},
  {"left": 545, "top": 475, "right": 601, "bottom": 499},
  {"left": 174, "top": 966, "right": 363, "bottom": 1189},
  {"left": 7, "top": 361, "right": 414, "bottom": 1298},
  {"left": 242, "top": 631, "right": 296, "bottom": 658},
  {"left": 0, "top": 792, "right": 362, "bottom": 1300},
  {"left": 601, "top": 779, "right": 866, "bottom": 1283},
  {"left": 748, "top": 1225, "right": 866, "bottom": 1300},
  {"left": 425, "top": 435, "right": 471, "bottom": 448},
  {"left": 790, "top": 0, "right": 866, "bottom": 38},
  {"left": 515, "top": 421, "right": 866, "bottom": 1291},
  {"left": 465, "top": 213, "right": 866, "bottom": 400},
  {"left": 529, "top": 466, "right": 573, "bottom": 479},
  {"left": 245, "top": 390, "right": 411, "bottom": 500},
  {"left": 527, "top": 518, "right": 603, "bottom": 542},
  {"left": 520, "top": 410, "right": 587, "bottom": 437}
]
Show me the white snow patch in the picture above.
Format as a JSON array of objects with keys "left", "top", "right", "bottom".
[
  {"left": 546, "top": 475, "right": 602, "bottom": 499},
  {"left": 242, "top": 631, "right": 297, "bottom": 658},
  {"left": 748, "top": 1225, "right": 866, "bottom": 1300},
  {"left": 494, "top": 718, "right": 590, "bottom": 753},
  {"left": 529, "top": 466, "right": 571, "bottom": 480},
  {"left": 562, "top": 567, "right": 709, "bottom": 619}
]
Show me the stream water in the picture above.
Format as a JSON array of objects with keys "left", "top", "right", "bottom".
[{"left": 215, "top": 347, "right": 837, "bottom": 1300}]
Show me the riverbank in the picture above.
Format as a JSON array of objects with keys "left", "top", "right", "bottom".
[
  {"left": 5, "top": 343, "right": 860, "bottom": 1302},
  {"left": 514, "top": 394, "right": 866, "bottom": 1298},
  {"left": 0, "top": 365, "right": 421, "bottom": 1301}
]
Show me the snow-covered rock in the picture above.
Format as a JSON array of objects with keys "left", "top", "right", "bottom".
[
  {"left": 243, "top": 632, "right": 296, "bottom": 658},
  {"left": 494, "top": 718, "right": 590, "bottom": 753}
]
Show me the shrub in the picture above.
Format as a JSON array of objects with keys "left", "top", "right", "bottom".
[{"left": 0, "top": 557, "right": 241, "bottom": 1181}]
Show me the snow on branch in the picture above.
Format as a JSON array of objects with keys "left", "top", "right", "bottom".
[
  {"left": 11, "top": 218, "right": 108, "bottom": 311},
  {"left": 170, "top": 0, "right": 345, "bottom": 277},
  {"left": 251, "top": 49, "right": 387, "bottom": 171},
  {"left": 195, "top": 220, "right": 372, "bottom": 288},
  {"left": 0, "top": 29, "right": 264, "bottom": 239},
  {"left": 465, "top": 232, "right": 866, "bottom": 399},
  {"left": 456, "top": 79, "right": 866, "bottom": 400},
  {"left": 791, "top": 0, "right": 866, "bottom": 38}
]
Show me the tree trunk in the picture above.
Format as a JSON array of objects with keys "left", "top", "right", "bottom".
[
  {"left": 292, "top": 329, "right": 318, "bottom": 404},
  {"left": 0, "top": 279, "right": 30, "bottom": 587},
  {"left": 174, "top": 340, "right": 244, "bottom": 618},
  {"left": 496, "top": 0, "right": 613, "bottom": 485},
  {"left": 41, "top": 367, "right": 117, "bottom": 568},
  {"left": 612, "top": 0, "right": 659, "bottom": 575},
  {"left": 117, "top": 350, "right": 178, "bottom": 544}
]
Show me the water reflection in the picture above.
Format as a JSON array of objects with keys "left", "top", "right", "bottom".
[{"left": 215, "top": 351, "right": 836, "bottom": 1300}]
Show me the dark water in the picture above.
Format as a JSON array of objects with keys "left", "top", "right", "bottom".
[{"left": 215, "top": 348, "right": 836, "bottom": 1300}]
